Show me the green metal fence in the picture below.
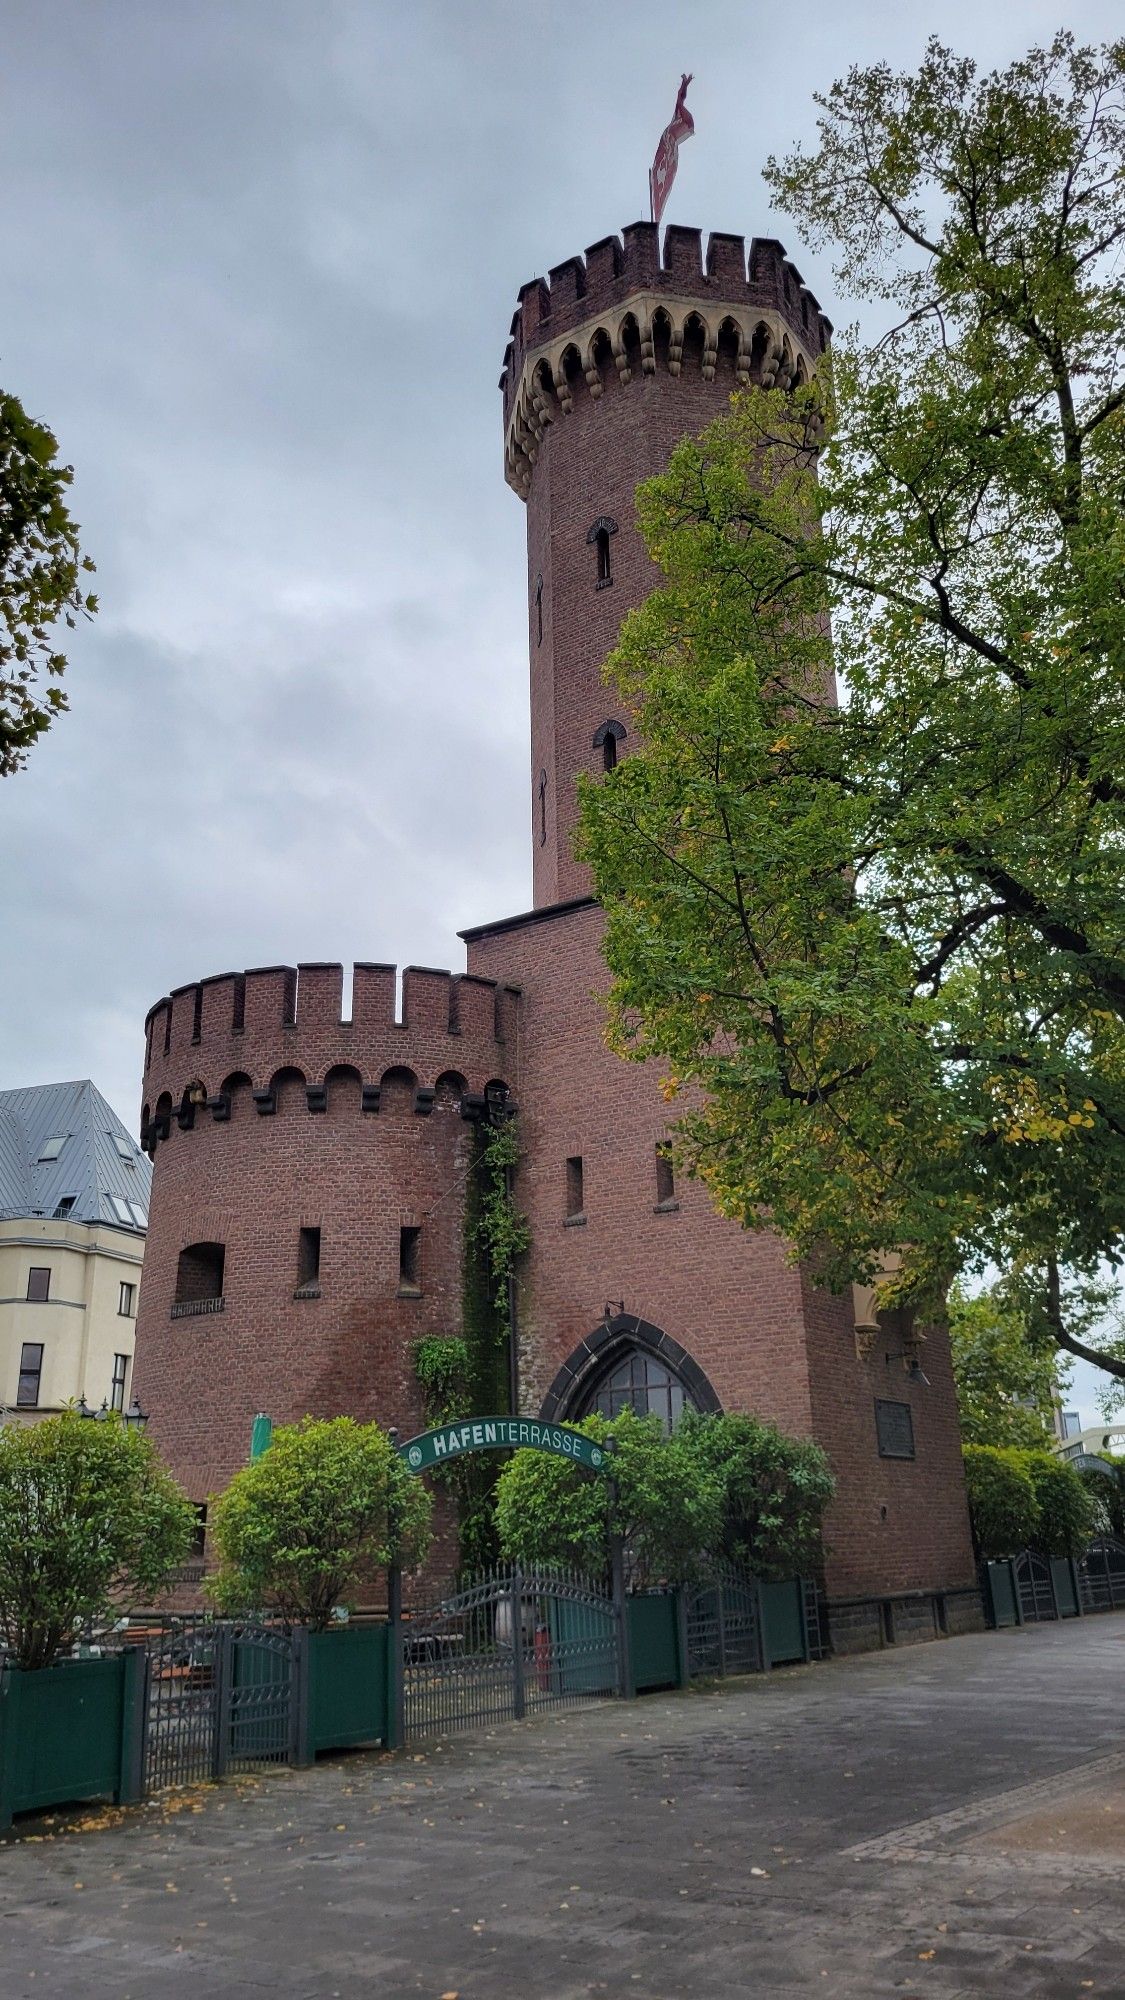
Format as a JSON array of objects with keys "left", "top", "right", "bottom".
[{"left": 982, "top": 1537, "right": 1125, "bottom": 1626}]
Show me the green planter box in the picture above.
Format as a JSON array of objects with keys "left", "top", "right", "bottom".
[
  {"left": 758, "top": 1580, "right": 809, "bottom": 1666},
  {"left": 304, "top": 1624, "right": 391, "bottom": 1757},
  {"left": 1049, "top": 1557, "right": 1079, "bottom": 1619},
  {"left": 983, "top": 1559, "right": 1019, "bottom": 1627},
  {"left": 0, "top": 1651, "right": 143, "bottom": 1831},
  {"left": 627, "top": 1592, "right": 684, "bottom": 1692}
]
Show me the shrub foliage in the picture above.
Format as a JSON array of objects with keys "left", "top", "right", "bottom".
[
  {"left": 0, "top": 1410, "right": 194, "bottom": 1670},
  {"left": 962, "top": 1443, "right": 1095, "bottom": 1559},
  {"left": 495, "top": 1409, "right": 834, "bottom": 1586},
  {"left": 209, "top": 1417, "right": 431, "bottom": 1628}
]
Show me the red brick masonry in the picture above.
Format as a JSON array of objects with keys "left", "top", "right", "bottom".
[{"left": 132, "top": 221, "right": 978, "bottom": 1632}]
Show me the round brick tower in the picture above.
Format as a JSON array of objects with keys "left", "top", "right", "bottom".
[
  {"left": 131, "top": 963, "right": 517, "bottom": 1521},
  {"left": 500, "top": 221, "right": 830, "bottom": 905}
]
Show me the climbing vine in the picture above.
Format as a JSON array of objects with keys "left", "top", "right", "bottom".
[
  {"left": 412, "top": 1115, "right": 530, "bottom": 1570},
  {"left": 472, "top": 1117, "right": 531, "bottom": 1334}
]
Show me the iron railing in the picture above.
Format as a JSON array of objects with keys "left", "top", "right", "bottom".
[{"left": 137, "top": 1616, "right": 299, "bottom": 1792}]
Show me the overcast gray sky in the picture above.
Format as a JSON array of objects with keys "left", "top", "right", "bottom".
[{"left": 2, "top": 2, "right": 1118, "bottom": 1416}]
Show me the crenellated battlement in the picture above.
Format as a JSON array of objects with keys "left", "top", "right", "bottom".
[
  {"left": 140, "top": 961, "right": 520, "bottom": 1151},
  {"left": 500, "top": 223, "right": 831, "bottom": 494}
]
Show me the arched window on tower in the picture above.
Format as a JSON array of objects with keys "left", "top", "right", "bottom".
[
  {"left": 592, "top": 719, "right": 627, "bottom": 772},
  {"left": 577, "top": 1346, "right": 694, "bottom": 1433},
  {"left": 586, "top": 515, "right": 618, "bottom": 591}
]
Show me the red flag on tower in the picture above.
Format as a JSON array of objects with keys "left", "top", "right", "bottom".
[{"left": 649, "top": 74, "right": 694, "bottom": 228}]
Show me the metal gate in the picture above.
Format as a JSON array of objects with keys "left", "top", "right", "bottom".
[
  {"left": 1078, "top": 1536, "right": 1125, "bottom": 1612},
  {"left": 1015, "top": 1549, "right": 1057, "bottom": 1623},
  {"left": 684, "top": 1565, "right": 826, "bottom": 1679},
  {"left": 401, "top": 1566, "right": 618, "bottom": 1744},
  {"left": 685, "top": 1565, "right": 762, "bottom": 1677},
  {"left": 141, "top": 1617, "right": 298, "bottom": 1793}
]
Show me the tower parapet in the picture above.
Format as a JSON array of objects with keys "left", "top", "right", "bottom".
[
  {"left": 502, "top": 220, "right": 831, "bottom": 907},
  {"left": 501, "top": 223, "right": 830, "bottom": 497},
  {"left": 140, "top": 961, "right": 518, "bottom": 1151}
]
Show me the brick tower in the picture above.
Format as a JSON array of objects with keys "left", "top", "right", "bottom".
[
  {"left": 503, "top": 222, "right": 829, "bottom": 907},
  {"left": 131, "top": 217, "right": 980, "bottom": 1649},
  {"left": 466, "top": 222, "right": 978, "bottom": 1646}
]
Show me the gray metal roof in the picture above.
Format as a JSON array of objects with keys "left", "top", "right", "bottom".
[{"left": 0, "top": 1080, "right": 151, "bottom": 1232}]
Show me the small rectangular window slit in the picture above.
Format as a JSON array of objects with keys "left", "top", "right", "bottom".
[
  {"left": 655, "top": 1145, "right": 676, "bottom": 1208},
  {"left": 296, "top": 1226, "right": 321, "bottom": 1294},
  {"left": 399, "top": 1226, "right": 421, "bottom": 1293},
  {"left": 565, "top": 1156, "right": 584, "bottom": 1219}
]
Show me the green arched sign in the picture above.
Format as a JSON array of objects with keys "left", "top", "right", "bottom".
[{"left": 398, "top": 1417, "right": 607, "bottom": 1474}]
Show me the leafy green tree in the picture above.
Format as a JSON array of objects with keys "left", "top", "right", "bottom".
[
  {"left": 209, "top": 1417, "right": 431, "bottom": 1629},
  {"left": 948, "top": 1283, "right": 1061, "bottom": 1447},
  {"left": 1023, "top": 1449, "right": 1096, "bottom": 1556},
  {"left": 1, "top": 390, "right": 96, "bottom": 773},
  {"left": 494, "top": 1410, "right": 722, "bottom": 1589},
  {"left": 577, "top": 33, "right": 1125, "bottom": 1382},
  {"left": 962, "top": 1445, "right": 1039, "bottom": 1559},
  {"left": 0, "top": 1411, "right": 194, "bottom": 1670},
  {"left": 676, "top": 1411, "right": 834, "bottom": 1578}
]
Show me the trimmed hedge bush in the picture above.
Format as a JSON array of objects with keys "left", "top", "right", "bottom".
[{"left": 962, "top": 1444, "right": 1095, "bottom": 1559}]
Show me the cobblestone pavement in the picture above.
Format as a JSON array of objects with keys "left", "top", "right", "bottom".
[{"left": 1, "top": 1618, "right": 1123, "bottom": 2000}]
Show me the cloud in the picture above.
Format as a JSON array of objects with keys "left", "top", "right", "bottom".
[{"left": 1, "top": 0, "right": 1119, "bottom": 1137}]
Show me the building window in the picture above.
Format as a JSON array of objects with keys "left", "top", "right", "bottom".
[
  {"left": 118, "top": 1280, "right": 137, "bottom": 1317},
  {"left": 26, "top": 1267, "right": 50, "bottom": 1303},
  {"left": 112, "top": 1134, "right": 137, "bottom": 1166},
  {"left": 297, "top": 1226, "right": 321, "bottom": 1291},
  {"left": 537, "top": 768, "right": 548, "bottom": 847},
  {"left": 110, "top": 1352, "right": 129, "bottom": 1411},
  {"left": 53, "top": 1196, "right": 76, "bottom": 1219},
  {"left": 565, "top": 1156, "right": 584, "bottom": 1219},
  {"left": 586, "top": 514, "right": 618, "bottom": 590},
  {"left": 190, "top": 1503, "right": 207, "bottom": 1559},
  {"left": 37, "top": 1136, "right": 65, "bottom": 1162},
  {"left": 593, "top": 719, "right": 626, "bottom": 772},
  {"left": 535, "top": 572, "right": 543, "bottom": 646},
  {"left": 579, "top": 1349, "right": 692, "bottom": 1433},
  {"left": 17, "top": 1343, "right": 44, "bottom": 1408},
  {"left": 174, "top": 1241, "right": 225, "bottom": 1312},
  {"left": 875, "top": 1398, "right": 916, "bottom": 1460},
  {"left": 398, "top": 1226, "right": 421, "bottom": 1294},
  {"left": 655, "top": 1144, "right": 676, "bottom": 1207}
]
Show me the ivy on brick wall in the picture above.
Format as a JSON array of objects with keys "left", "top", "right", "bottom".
[{"left": 413, "top": 1115, "right": 530, "bottom": 1569}]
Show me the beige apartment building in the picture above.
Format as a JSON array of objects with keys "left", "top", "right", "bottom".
[{"left": 0, "top": 1080, "right": 150, "bottom": 1421}]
